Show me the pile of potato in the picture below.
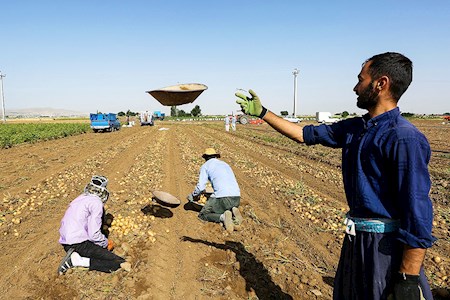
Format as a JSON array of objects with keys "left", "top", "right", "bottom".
[
  {"left": 197, "top": 194, "right": 208, "bottom": 205},
  {"left": 108, "top": 213, "right": 157, "bottom": 243}
]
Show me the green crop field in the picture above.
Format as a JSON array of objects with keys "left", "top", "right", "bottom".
[{"left": 0, "top": 123, "right": 90, "bottom": 148}]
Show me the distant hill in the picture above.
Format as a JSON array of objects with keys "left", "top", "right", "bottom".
[{"left": 6, "top": 107, "right": 89, "bottom": 118}]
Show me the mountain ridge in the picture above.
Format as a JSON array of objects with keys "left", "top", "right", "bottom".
[{"left": 5, "top": 107, "right": 89, "bottom": 117}]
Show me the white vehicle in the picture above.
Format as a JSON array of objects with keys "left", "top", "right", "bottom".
[
  {"left": 283, "top": 116, "right": 302, "bottom": 123},
  {"left": 140, "top": 111, "right": 154, "bottom": 126},
  {"left": 316, "top": 112, "right": 340, "bottom": 124}
]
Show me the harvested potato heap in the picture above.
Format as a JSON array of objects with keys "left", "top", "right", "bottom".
[
  {"left": 197, "top": 194, "right": 208, "bottom": 205},
  {"left": 109, "top": 213, "right": 157, "bottom": 244},
  {"left": 196, "top": 182, "right": 213, "bottom": 205}
]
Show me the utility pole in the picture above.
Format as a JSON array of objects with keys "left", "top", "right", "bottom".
[
  {"left": 292, "top": 68, "right": 299, "bottom": 117},
  {"left": 0, "top": 71, "right": 5, "bottom": 123}
]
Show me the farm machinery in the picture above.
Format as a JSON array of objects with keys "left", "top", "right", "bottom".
[
  {"left": 139, "top": 111, "right": 154, "bottom": 126},
  {"left": 139, "top": 110, "right": 166, "bottom": 126},
  {"left": 235, "top": 111, "right": 264, "bottom": 125}
]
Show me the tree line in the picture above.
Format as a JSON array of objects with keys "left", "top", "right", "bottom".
[
  {"left": 170, "top": 105, "right": 201, "bottom": 117},
  {"left": 118, "top": 108, "right": 450, "bottom": 119},
  {"left": 117, "top": 106, "right": 202, "bottom": 118}
]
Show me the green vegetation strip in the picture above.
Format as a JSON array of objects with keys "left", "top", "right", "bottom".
[{"left": 0, "top": 123, "right": 90, "bottom": 148}]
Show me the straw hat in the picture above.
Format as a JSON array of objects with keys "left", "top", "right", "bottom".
[{"left": 202, "top": 148, "right": 220, "bottom": 158}]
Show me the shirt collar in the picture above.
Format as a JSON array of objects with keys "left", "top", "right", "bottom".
[{"left": 363, "top": 107, "right": 400, "bottom": 128}]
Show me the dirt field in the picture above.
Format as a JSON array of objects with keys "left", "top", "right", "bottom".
[{"left": 0, "top": 119, "right": 449, "bottom": 299}]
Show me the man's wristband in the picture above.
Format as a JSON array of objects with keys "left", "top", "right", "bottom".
[{"left": 259, "top": 107, "right": 268, "bottom": 119}]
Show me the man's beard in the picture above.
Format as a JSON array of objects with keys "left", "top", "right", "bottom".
[{"left": 356, "top": 84, "right": 379, "bottom": 110}]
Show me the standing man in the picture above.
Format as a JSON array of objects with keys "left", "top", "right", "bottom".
[
  {"left": 224, "top": 115, "right": 230, "bottom": 131},
  {"left": 58, "top": 175, "right": 126, "bottom": 274},
  {"left": 187, "top": 148, "right": 243, "bottom": 233},
  {"left": 235, "top": 52, "right": 435, "bottom": 299},
  {"left": 231, "top": 114, "right": 237, "bottom": 131}
]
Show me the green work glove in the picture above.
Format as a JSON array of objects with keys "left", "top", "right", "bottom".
[{"left": 235, "top": 89, "right": 268, "bottom": 118}]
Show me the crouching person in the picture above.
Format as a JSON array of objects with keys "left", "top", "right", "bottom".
[
  {"left": 187, "top": 148, "right": 243, "bottom": 233},
  {"left": 58, "top": 175, "right": 125, "bottom": 275}
]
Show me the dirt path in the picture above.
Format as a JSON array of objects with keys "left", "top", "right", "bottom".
[
  {"left": 138, "top": 127, "right": 207, "bottom": 299},
  {"left": 0, "top": 121, "right": 449, "bottom": 299}
]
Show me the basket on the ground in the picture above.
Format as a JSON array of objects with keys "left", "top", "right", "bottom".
[{"left": 152, "top": 190, "right": 181, "bottom": 206}]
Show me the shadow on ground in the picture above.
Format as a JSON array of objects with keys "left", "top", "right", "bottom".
[
  {"left": 141, "top": 204, "right": 173, "bottom": 218},
  {"left": 432, "top": 287, "right": 450, "bottom": 299},
  {"left": 182, "top": 236, "right": 293, "bottom": 300},
  {"left": 322, "top": 276, "right": 334, "bottom": 288}
]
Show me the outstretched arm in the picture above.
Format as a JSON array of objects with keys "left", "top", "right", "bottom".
[
  {"left": 236, "top": 89, "right": 304, "bottom": 143},
  {"left": 262, "top": 110, "right": 304, "bottom": 143}
]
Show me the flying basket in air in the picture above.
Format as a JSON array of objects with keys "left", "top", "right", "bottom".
[{"left": 146, "top": 83, "right": 208, "bottom": 106}]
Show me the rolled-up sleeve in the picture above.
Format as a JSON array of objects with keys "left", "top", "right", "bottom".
[
  {"left": 391, "top": 135, "right": 436, "bottom": 248},
  {"left": 303, "top": 123, "right": 345, "bottom": 148},
  {"left": 303, "top": 125, "right": 319, "bottom": 145}
]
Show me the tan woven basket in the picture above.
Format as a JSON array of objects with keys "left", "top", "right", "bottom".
[
  {"left": 146, "top": 83, "right": 208, "bottom": 106},
  {"left": 152, "top": 190, "right": 181, "bottom": 205}
]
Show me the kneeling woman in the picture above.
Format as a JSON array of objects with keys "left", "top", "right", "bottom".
[{"left": 58, "top": 175, "right": 125, "bottom": 274}]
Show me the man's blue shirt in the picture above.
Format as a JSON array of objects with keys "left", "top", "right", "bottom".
[
  {"left": 193, "top": 158, "right": 240, "bottom": 198},
  {"left": 303, "top": 107, "right": 435, "bottom": 248}
]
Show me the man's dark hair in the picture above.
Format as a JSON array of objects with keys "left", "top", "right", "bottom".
[
  {"left": 202, "top": 154, "right": 220, "bottom": 160},
  {"left": 365, "top": 52, "right": 413, "bottom": 101}
]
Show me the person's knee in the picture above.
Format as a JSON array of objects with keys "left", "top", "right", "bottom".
[{"left": 198, "top": 212, "right": 207, "bottom": 221}]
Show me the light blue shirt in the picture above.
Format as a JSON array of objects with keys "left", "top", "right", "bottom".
[{"left": 192, "top": 158, "right": 240, "bottom": 198}]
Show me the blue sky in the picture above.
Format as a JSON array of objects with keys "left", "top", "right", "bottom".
[{"left": 1, "top": 1, "right": 449, "bottom": 116}]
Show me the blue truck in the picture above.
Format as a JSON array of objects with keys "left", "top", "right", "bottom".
[
  {"left": 90, "top": 113, "right": 121, "bottom": 132},
  {"left": 153, "top": 111, "right": 165, "bottom": 120}
]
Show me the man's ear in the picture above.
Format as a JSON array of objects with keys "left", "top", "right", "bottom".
[{"left": 376, "top": 76, "right": 390, "bottom": 91}]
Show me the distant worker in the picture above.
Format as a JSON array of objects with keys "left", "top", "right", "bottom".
[
  {"left": 224, "top": 115, "right": 230, "bottom": 131},
  {"left": 187, "top": 148, "right": 242, "bottom": 232},
  {"left": 231, "top": 115, "right": 237, "bottom": 131},
  {"left": 235, "top": 52, "right": 435, "bottom": 299},
  {"left": 58, "top": 175, "right": 125, "bottom": 275}
]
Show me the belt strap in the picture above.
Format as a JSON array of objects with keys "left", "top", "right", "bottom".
[{"left": 344, "top": 215, "right": 400, "bottom": 236}]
